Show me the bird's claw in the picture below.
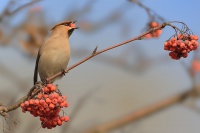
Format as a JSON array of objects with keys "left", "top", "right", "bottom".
[
  {"left": 41, "top": 77, "right": 49, "bottom": 85},
  {"left": 61, "top": 69, "right": 66, "bottom": 76}
]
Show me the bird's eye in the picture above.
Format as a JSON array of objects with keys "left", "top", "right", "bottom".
[{"left": 65, "top": 23, "right": 70, "bottom": 26}]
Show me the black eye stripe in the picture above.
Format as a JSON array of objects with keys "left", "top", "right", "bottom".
[
  {"left": 63, "top": 21, "right": 76, "bottom": 26},
  {"left": 63, "top": 22, "right": 72, "bottom": 26},
  {"left": 61, "top": 23, "right": 69, "bottom": 26},
  {"left": 66, "top": 23, "right": 71, "bottom": 26}
]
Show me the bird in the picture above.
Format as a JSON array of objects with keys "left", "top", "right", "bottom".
[{"left": 34, "top": 20, "right": 78, "bottom": 85}]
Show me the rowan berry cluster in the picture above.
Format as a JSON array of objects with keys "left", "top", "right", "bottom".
[
  {"left": 144, "top": 22, "right": 162, "bottom": 38},
  {"left": 20, "top": 84, "right": 69, "bottom": 129},
  {"left": 164, "top": 34, "right": 199, "bottom": 60}
]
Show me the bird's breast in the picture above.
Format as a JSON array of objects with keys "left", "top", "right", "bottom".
[{"left": 38, "top": 37, "right": 70, "bottom": 80}]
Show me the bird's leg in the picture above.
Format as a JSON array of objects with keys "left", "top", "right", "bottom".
[
  {"left": 42, "top": 77, "right": 50, "bottom": 85},
  {"left": 61, "top": 68, "right": 66, "bottom": 76}
]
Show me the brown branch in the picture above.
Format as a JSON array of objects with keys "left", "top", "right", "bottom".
[
  {"left": 0, "top": 21, "right": 186, "bottom": 116},
  {"left": 84, "top": 89, "right": 192, "bottom": 133},
  {"left": 71, "top": 46, "right": 171, "bottom": 74},
  {"left": 0, "top": 83, "right": 42, "bottom": 116},
  {"left": 47, "top": 22, "right": 169, "bottom": 82}
]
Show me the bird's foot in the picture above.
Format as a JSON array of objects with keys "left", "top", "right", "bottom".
[
  {"left": 42, "top": 77, "right": 50, "bottom": 85},
  {"left": 61, "top": 69, "right": 66, "bottom": 76}
]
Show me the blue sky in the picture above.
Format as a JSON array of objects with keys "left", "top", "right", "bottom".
[{"left": 0, "top": 0, "right": 200, "bottom": 62}]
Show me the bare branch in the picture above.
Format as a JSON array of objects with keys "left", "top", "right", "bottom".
[{"left": 0, "top": 83, "right": 42, "bottom": 116}]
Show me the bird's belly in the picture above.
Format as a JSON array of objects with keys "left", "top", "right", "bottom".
[{"left": 38, "top": 49, "right": 70, "bottom": 81}]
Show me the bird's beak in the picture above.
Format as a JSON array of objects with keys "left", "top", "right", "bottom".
[
  {"left": 69, "top": 21, "right": 79, "bottom": 30},
  {"left": 68, "top": 21, "right": 79, "bottom": 37}
]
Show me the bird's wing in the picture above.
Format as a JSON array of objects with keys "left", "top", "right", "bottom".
[{"left": 34, "top": 50, "right": 40, "bottom": 85}]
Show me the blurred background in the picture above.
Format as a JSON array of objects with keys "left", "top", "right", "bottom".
[{"left": 1, "top": 0, "right": 200, "bottom": 133}]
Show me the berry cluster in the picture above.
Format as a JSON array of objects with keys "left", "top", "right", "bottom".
[
  {"left": 144, "top": 22, "right": 162, "bottom": 38},
  {"left": 20, "top": 84, "right": 69, "bottom": 129},
  {"left": 164, "top": 34, "right": 199, "bottom": 60}
]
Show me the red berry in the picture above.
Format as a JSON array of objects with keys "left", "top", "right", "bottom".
[
  {"left": 49, "top": 103, "right": 55, "bottom": 109},
  {"left": 47, "top": 84, "right": 53, "bottom": 88},
  {"left": 54, "top": 93, "right": 59, "bottom": 98},
  {"left": 37, "top": 93, "right": 43, "bottom": 99},
  {"left": 60, "top": 102, "right": 65, "bottom": 107},
  {"left": 60, "top": 116, "right": 65, "bottom": 121},
  {"left": 44, "top": 87, "right": 49, "bottom": 93},
  {"left": 52, "top": 99, "right": 58, "bottom": 104},
  {"left": 64, "top": 101, "right": 69, "bottom": 107},
  {"left": 150, "top": 22, "right": 158, "bottom": 27},
  {"left": 24, "top": 101, "right": 29, "bottom": 106},
  {"left": 29, "top": 99, "right": 34, "bottom": 105},
  {"left": 50, "top": 86, "right": 56, "bottom": 91},
  {"left": 43, "top": 94, "right": 49, "bottom": 98},
  {"left": 57, "top": 120, "right": 62, "bottom": 126},
  {"left": 64, "top": 116, "right": 69, "bottom": 122},
  {"left": 62, "top": 96, "right": 67, "bottom": 100},
  {"left": 20, "top": 103, "right": 24, "bottom": 108},
  {"left": 40, "top": 99, "right": 45, "bottom": 105},
  {"left": 46, "top": 98, "right": 51, "bottom": 104}
]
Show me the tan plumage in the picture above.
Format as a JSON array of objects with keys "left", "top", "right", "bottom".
[{"left": 34, "top": 21, "right": 77, "bottom": 84}]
